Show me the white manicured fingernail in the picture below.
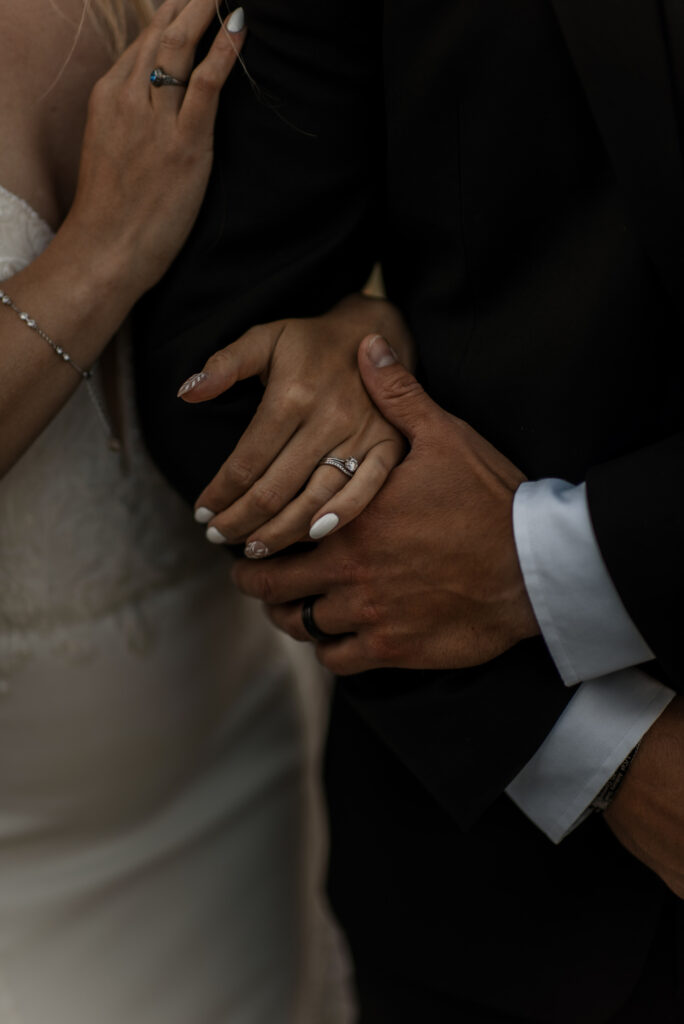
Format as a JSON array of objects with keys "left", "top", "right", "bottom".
[
  {"left": 177, "top": 371, "right": 208, "bottom": 397},
  {"left": 309, "top": 513, "right": 339, "bottom": 541},
  {"left": 367, "top": 334, "right": 398, "bottom": 368},
  {"left": 245, "top": 541, "right": 269, "bottom": 559},
  {"left": 206, "top": 526, "right": 228, "bottom": 545},
  {"left": 227, "top": 7, "right": 245, "bottom": 33},
  {"left": 194, "top": 506, "right": 214, "bottom": 524}
]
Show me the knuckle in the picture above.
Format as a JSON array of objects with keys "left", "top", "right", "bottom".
[
  {"left": 384, "top": 373, "right": 425, "bottom": 405},
  {"left": 358, "top": 597, "right": 381, "bottom": 628},
  {"left": 310, "top": 479, "right": 337, "bottom": 505},
  {"left": 243, "top": 323, "right": 270, "bottom": 343},
  {"left": 370, "top": 451, "right": 395, "bottom": 477},
  {"left": 324, "top": 399, "right": 351, "bottom": 431},
  {"left": 190, "top": 68, "right": 221, "bottom": 95},
  {"left": 283, "top": 382, "right": 314, "bottom": 417},
  {"left": 251, "top": 486, "right": 283, "bottom": 518},
  {"left": 223, "top": 458, "right": 254, "bottom": 491},
  {"left": 337, "top": 556, "right": 361, "bottom": 588},
  {"left": 159, "top": 27, "right": 188, "bottom": 50},
  {"left": 204, "top": 347, "right": 234, "bottom": 375},
  {"left": 253, "top": 572, "right": 275, "bottom": 604},
  {"left": 365, "top": 630, "right": 390, "bottom": 663}
]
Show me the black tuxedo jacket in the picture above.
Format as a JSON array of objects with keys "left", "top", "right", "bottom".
[{"left": 134, "top": 2, "right": 683, "bottom": 1019}]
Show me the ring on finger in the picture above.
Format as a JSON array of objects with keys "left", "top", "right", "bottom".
[
  {"left": 301, "top": 597, "right": 337, "bottom": 643},
  {"left": 318, "top": 455, "right": 360, "bottom": 479},
  {"left": 150, "top": 66, "right": 188, "bottom": 88}
]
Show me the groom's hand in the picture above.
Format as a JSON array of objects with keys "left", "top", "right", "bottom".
[{"left": 232, "top": 335, "right": 540, "bottom": 674}]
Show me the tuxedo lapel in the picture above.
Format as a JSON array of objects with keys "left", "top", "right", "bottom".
[{"left": 552, "top": 0, "right": 684, "bottom": 327}]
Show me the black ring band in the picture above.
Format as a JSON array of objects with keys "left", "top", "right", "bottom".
[{"left": 301, "top": 597, "right": 336, "bottom": 643}]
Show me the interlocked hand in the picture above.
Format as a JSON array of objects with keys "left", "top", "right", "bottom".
[{"left": 233, "top": 334, "right": 540, "bottom": 674}]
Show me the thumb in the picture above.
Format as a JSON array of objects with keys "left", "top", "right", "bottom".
[
  {"left": 358, "top": 334, "right": 436, "bottom": 441},
  {"left": 176, "top": 323, "right": 279, "bottom": 402}
]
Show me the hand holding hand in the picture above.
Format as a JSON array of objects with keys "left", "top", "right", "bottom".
[
  {"left": 604, "top": 696, "right": 684, "bottom": 898},
  {"left": 232, "top": 334, "right": 540, "bottom": 674},
  {"left": 180, "top": 295, "right": 413, "bottom": 557}
]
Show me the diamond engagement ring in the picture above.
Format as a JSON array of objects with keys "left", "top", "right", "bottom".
[
  {"left": 150, "top": 66, "right": 188, "bottom": 88},
  {"left": 318, "top": 456, "right": 360, "bottom": 479}
]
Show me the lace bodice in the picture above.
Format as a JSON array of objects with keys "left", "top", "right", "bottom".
[{"left": 0, "top": 184, "right": 219, "bottom": 673}]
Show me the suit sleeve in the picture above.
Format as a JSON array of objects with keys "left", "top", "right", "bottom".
[
  {"left": 586, "top": 431, "right": 683, "bottom": 691},
  {"left": 132, "top": 0, "right": 384, "bottom": 504}
]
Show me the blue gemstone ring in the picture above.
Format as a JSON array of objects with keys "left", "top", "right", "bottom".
[{"left": 150, "top": 66, "right": 188, "bottom": 89}]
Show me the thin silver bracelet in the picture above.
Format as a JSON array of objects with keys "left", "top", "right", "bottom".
[
  {"left": 0, "top": 287, "right": 92, "bottom": 379},
  {"left": 0, "top": 287, "right": 120, "bottom": 450}
]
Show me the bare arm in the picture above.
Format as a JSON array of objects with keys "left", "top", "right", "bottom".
[{"left": 0, "top": 0, "right": 245, "bottom": 475}]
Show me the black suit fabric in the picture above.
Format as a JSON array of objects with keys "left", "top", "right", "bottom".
[{"left": 133, "top": 2, "right": 684, "bottom": 1021}]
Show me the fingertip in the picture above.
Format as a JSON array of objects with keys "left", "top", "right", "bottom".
[
  {"left": 226, "top": 6, "right": 246, "bottom": 34},
  {"left": 177, "top": 371, "right": 209, "bottom": 399},
  {"left": 194, "top": 506, "right": 214, "bottom": 524},
  {"left": 245, "top": 540, "right": 270, "bottom": 560},
  {"left": 309, "top": 512, "right": 340, "bottom": 541},
  {"left": 364, "top": 334, "right": 399, "bottom": 369},
  {"left": 206, "top": 525, "right": 228, "bottom": 545}
]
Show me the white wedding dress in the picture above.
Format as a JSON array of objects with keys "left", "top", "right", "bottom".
[{"left": 0, "top": 184, "right": 353, "bottom": 1024}]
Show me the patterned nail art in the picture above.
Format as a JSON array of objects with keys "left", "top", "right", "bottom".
[
  {"left": 245, "top": 541, "right": 270, "bottom": 560},
  {"left": 177, "top": 372, "right": 208, "bottom": 398}
]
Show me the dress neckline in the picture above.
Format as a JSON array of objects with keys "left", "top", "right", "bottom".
[{"left": 0, "top": 182, "right": 55, "bottom": 236}]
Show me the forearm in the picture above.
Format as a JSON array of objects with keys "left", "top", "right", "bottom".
[{"left": 0, "top": 220, "right": 137, "bottom": 475}]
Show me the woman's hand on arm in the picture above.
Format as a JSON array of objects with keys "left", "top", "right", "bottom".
[
  {"left": 179, "top": 294, "right": 415, "bottom": 557},
  {"left": 0, "top": 0, "right": 245, "bottom": 475}
]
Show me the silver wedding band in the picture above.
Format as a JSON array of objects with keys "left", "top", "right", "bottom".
[
  {"left": 150, "top": 66, "right": 188, "bottom": 88},
  {"left": 318, "top": 456, "right": 360, "bottom": 479}
]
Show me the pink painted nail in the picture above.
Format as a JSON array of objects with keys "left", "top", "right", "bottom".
[
  {"left": 177, "top": 371, "right": 208, "bottom": 398},
  {"left": 245, "top": 541, "right": 269, "bottom": 559}
]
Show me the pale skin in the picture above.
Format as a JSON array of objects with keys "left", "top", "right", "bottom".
[
  {"left": 180, "top": 293, "right": 413, "bottom": 556},
  {"left": 0, "top": 0, "right": 247, "bottom": 476},
  {"left": 0, "top": 1, "right": 411, "bottom": 541}
]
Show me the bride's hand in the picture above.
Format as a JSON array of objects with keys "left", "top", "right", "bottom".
[
  {"left": 179, "top": 294, "right": 414, "bottom": 557},
  {"left": 63, "top": 0, "right": 246, "bottom": 301}
]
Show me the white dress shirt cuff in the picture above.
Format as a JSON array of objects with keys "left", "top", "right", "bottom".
[
  {"left": 513, "top": 479, "right": 654, "bottom": 686},
  {"left": 506, "top": 669, "right": 675, "bottom": 842}
]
